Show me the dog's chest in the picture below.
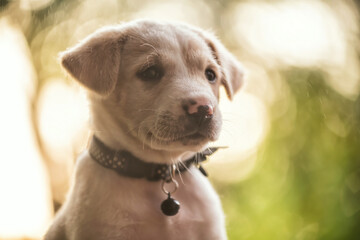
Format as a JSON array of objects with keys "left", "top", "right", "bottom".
[{"left": 66, "top": 154, "right": 226, "bottom": 240}]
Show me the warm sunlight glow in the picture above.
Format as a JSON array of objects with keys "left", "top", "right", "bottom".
[
  {"left": 233, "top": 0, "right": 360, "bottom": 101},
  {"left": 38, "top": 80, "right": 89, "bottom": 161},
  {"left": 37, "top": 80, "right": 89, "bottom": 203},
  {"left": 208, "top": 88, "right": 268, "bottom": 182},
  {"left": 0, "top": 19, "right": 53, "bottom": 239},
  {"left": 233, "top": 1, "right": 346, "bottom": 67}
]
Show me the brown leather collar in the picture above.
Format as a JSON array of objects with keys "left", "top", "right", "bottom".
[{"left": 88, "top": 135, "right": 218, "bottom": 181}]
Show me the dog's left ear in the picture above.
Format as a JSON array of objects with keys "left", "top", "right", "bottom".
[
  {"left": 187, "top": 27, "right": 245, "bottom": 100},
  {"left": 207, "top": 37, "right": 245, "bottom": 100},
  {"left": 60, "top": 27, "right": 127, "bottom": 96}
]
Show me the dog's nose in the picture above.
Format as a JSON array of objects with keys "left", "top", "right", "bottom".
[{"left": 182, "top": 98, "right": 214, "bottom": 119}]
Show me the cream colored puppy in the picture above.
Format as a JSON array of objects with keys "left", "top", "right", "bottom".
[{"left": 45, "top": 20, "right": 244, "bottom": 240}]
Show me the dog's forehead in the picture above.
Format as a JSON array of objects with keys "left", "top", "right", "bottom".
[{"left": 123, "top": 23, "right": 212, "bottom": 62}]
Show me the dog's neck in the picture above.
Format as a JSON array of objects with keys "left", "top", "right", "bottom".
[{"left": 89, "top": 98, "right": 199, "bottom": 164}]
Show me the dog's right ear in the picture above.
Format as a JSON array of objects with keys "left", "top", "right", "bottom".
[{"left": 60, "top": 27, "right": 127, "bottom": 96}]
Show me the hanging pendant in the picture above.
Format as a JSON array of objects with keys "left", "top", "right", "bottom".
[
  {"left": 161, "top": 165, "right": 180, "bottom": 216},
  {"left": 161, "top": 193, "right": 180, "bottom": 216}
]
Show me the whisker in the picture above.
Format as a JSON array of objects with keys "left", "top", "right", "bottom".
[{"left": 175, "top": 160, "right": 185, "bottom": 185}]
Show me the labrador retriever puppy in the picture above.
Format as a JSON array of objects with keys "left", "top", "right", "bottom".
[{"left": 45, "top": 20, "right": 244, "bottom": 240}]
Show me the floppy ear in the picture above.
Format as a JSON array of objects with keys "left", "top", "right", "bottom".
[
  {"left": 60, "top": 27, "right": 126, "bottom": 96},
  {"left": 186, "top": 26, "right": 245, "bottom": 100},
  {"left": 206, "top": 37, "right": 245, "bottom": 100}
]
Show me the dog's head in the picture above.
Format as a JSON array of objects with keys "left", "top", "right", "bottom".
[{"left": 61, "top": 20, "right": 244, "bottom": 153}]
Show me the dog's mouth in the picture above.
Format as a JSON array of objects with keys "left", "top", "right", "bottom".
[
  {"left": 139, "top": 111, "right": 220, "bottom": 148},
  {"left": 147, "top": 131, "right": 206, "bottom": 143}
]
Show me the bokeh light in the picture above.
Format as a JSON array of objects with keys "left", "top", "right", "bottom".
[{"left": 0, "top": 18, "right": 52, "bottom": 239}]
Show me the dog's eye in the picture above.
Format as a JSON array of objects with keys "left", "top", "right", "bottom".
[
  {"left": 205, "top": 69, "right": 216, "bottom": 83},
  {"left": 138, "top": 66, "right": 163, "bottom": 81}
]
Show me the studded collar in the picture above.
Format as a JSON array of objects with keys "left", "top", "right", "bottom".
[{"left": 88, "top": 135, "right": 218, "bottom": 181}]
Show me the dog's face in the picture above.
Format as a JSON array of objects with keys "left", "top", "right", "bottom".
[{"left": 61, "top": 20, "right": 244, "bottom": 153}]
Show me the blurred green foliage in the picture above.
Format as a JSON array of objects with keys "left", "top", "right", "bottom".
[{"left": 220, "top": 69, "right": 360, "bottom": 240}]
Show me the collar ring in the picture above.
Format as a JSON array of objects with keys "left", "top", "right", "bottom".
[{"left": 161, "top": 178, "right": 179, "bottom": 195}]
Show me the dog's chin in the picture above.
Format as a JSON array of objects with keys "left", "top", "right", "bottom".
[{"left": 143, "top": 131, "right": 214, "bottom": 152}]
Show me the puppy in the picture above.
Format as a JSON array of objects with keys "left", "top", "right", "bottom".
[{"left": 45, "top": 20, "right": 244, "bottom": 240}]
